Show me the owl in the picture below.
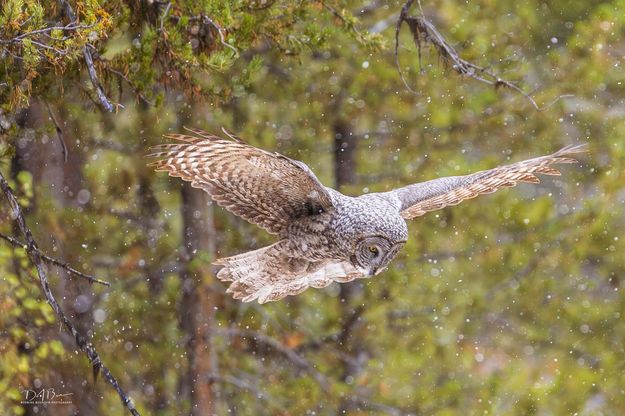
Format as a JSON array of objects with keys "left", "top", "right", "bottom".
[{"left": 149, "top": 128, "right": 585, "bottom": 304}]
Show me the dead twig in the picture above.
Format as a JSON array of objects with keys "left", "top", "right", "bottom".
[
  {"left": 0, "top": 232, "right": 110, "bottom": 286},
  {"left": 44, "top": 102, "right": 68, "bottom": 163},
  {"left": 395, "top": 0, "right": 571, "bottom": 111},
  {"left": 0, "top": 172, "right": 138, "bottom": 415}
]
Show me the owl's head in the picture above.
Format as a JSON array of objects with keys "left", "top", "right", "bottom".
[{"left": 351, "top": 235, "right": 406, "bottom": 276}]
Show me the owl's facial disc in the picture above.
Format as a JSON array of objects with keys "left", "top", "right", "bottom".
[{"left": 352, "top": 236, "right": 406, "bottom": 276}]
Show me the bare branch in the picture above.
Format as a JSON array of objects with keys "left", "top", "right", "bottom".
[
  {"left": 395, "top": 0, "right": 419, "bottom": 94},
  {"left": 0, "top": 22, "right": 93, "bottom": 45},
  {"left": 25, "top": 38, "right": 68, "bottom": 55},
  {"left": 58, "top": 0, "right": 116, "bottom": 112},
  {"left": 0, "top": 232, "right": 110, "bottom": 286},
  {"left": 395, "top": 0, "right": 571, "bottom": 111},
  {"left": 82, "top": 44, "right": 117, "bottom": 112},
  {"left": 0, "top": 172, "right": 138, "bottom": 415},
  {"left": 159, "top": 1, "right": 173, "bottom": 32}
]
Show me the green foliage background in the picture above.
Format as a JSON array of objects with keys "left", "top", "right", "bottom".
[{"left": 0, "top": 0, "right": 623, "bottom": 415}]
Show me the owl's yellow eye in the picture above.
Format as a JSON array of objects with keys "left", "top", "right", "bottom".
[{"left": 368, "top": 246, "right": 379, "bottom": 255}]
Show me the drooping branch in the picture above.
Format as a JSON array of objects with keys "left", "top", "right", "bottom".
[
  {"left": 220, "top": 327, "right": 411, "bottom": 414},
  {"left": 0, "top": 232, "right": 110, "bottom": 286},
  {"left": 205, "top": 373, "right": 284, "bottom": 411},
  {"left": 220, "top": 327, "right": 330, "bottom": 390},
  {"left": 219, "top": 326, "right": 412, "bottom": 414},
  {"left": 0, "top": 172, "right": 138, "bottom": 415},
  {"left": 395, "top": 0, "right": 571, "bottom": 111}
]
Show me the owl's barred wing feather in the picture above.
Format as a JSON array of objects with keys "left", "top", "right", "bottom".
[
  {"left": 214, "top": 242, "right": 364, "bottom": 303},
  {"left": 147, "top": 129, "right": 334, "bottom": 234},
  {"left": 391, "top": 144, "right": 587, "bottom": 219}
]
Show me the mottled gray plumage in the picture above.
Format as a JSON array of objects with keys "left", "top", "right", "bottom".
[{"left": 148, "top": 129, "right": 586, "bottom": 303}]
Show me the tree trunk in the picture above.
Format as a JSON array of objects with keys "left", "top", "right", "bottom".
[
  {"left": 334, "top": 120, "right": 356, "bottom": 190},
  {"left": 333, "top": 119, "right": 368, "bottom": 414},
  {"left": 179, "top": 181, "right": 217, "bottom": 415}
]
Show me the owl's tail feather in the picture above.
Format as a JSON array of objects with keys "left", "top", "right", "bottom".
[
  {"left": 213, "top": 243, "right": 279, "bottom": 282},
  {"left": 214, "top": 243, "right": 363, "bottom": 303}
]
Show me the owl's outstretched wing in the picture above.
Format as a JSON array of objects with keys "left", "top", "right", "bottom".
[
  {"left": 147, "top": 128, "right": 334, "bottom": 234},
  {"left": 388, "top": 144, "right": 586, "bottom": 220}
]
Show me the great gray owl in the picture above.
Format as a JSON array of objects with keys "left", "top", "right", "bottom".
[{"left": 149, "top": 128, "right": 585, "bottom": 304}]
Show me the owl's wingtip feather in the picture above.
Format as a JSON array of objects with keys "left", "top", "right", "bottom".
[{"left": 554, "top": 143, "right": 589, "bottom": 157}]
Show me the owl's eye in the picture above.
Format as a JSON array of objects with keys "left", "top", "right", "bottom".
[{"left": 368, "top": 246, "right": 379, "bottom": 255}]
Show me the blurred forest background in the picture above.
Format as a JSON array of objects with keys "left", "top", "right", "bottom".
[{"left": 0, "top": 0, "right": 623, "bottom": 415}]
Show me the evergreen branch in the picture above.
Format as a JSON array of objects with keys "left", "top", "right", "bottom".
[
  {"left": 1, "top": 6, "right": 118, "bottom": 113},
  {"left": 0, "top": 232, "right": 110, "bottom": 287},
  {"left": 0, "top": 171, "right": 138, "bottom": 415}
]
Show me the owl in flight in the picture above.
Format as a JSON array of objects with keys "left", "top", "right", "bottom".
[{"left": 149, "top": 129, "right": 585, "bottom": 304}]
